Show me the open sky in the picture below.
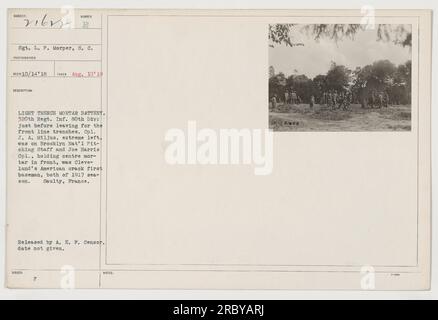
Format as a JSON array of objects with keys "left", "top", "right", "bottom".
[{"left": 269, "top": 24, "right": 412, "bottom": 79}]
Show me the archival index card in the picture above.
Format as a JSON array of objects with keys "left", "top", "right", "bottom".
[{"left": 6, "top": 9, "right": 432, "bottom": 290}]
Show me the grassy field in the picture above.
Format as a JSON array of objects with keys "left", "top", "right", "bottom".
[{"left": 269, "top": 103, "right": 411, "bottom": 131}]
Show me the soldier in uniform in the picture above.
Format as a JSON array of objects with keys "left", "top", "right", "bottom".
[
  {"left": 332, "top": 91, "right": 338, "bottom": 109},
  {"left": 327, "top": 92, "right": 333, "bottom": 109},
  {"left": 342, "top": 92, "right": 352, "bottom": 110},
  {"left": 291, "top": 91, "right": 297, "bottom": 105},
  {"left": 271, "top": 95, "right": 277, "bottom": 110},
  {"left": 384, "top": 92, "right": 390, "bottom": 107},
  {"left": 378, "top": 92, "right": 384, "bottom": 109},
  {"left": 338, "top": 92, "right": 345, "bottom": 110},
  {"left": 369, "top": 91, "right": 376, "bottom": 108}
]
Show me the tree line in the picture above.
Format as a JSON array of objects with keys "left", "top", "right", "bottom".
[{"left": 269, "top": 59, "right": 412, "bottom": 105}]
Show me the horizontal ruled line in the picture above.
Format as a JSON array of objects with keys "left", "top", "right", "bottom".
[
  {"left": 10, "top": 43, "right": 102, "bottom": 46},
  {"left": 10, "top": 59, "right": 102, "bottom": 62},
  {"left": 10, "top": 76, "right": 102, "bottom": 79},
  {"left": 11, "top": 27, "right": 102, "bottom": 30}
]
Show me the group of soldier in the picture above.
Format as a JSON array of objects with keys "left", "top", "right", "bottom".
[
  {"left": 320, "top": 91, "right": 352, "bottom": 110},
  {"left": 283, "top": 89, "right": 301, "bottom": 105},
  {"left": 269, "top": 90, "right": 299, "bottom": 110},
  {"left": 321, "top": 90, "right": 391, "bottom": 110},
  {"left": 270, "top": 88, "right": 391, "bottom": 111},
  {"left": 361, "top": 90, "right": 390, "bottom": 109}
]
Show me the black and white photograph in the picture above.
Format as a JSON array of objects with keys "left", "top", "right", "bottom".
[{"left": 269, "top": 24, "right": 413, "bottom": 131}]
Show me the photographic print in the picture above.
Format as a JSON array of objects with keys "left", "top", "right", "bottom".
[
  {"left": 269, "top": 24, "right": 412, "bottom": 131},
  {"left": 6, "top": 8, "right": 432, "bottom": 291}
]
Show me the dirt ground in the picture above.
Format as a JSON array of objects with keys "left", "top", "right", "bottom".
[{"left": 269, "top": 103, "right": 412, "bottom": 131}]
